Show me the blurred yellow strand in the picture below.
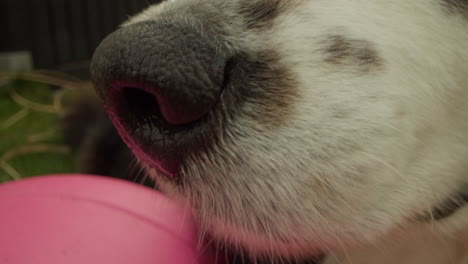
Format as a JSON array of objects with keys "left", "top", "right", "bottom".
[
  {"left": 0, "top": 108, "right": 30, "bottom": 130},
  {"left": 1, "top": 144, "right": 70, "bottom": 162},
  {"left": 27, "top": 129, "right": 58, "bottom": 143},
  {"left": 0, "top": 161, "right": 22, "bottom": 180},
  {"left": 10, "top": 89, "right": 60, "bottom": 114}
]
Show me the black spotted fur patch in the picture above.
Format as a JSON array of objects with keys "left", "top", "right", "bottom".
[
  {"left": 323, "top": 35, "right": 383, "bottom": 72},
  {"left": 416, "top": 190, "right": 468, "bottom": 221},
  {"left": 441, "top": 0, "right": 468, "bottom": 16},
  {"left": 227, "top": 50, "right": 299, "bottom": 128}
]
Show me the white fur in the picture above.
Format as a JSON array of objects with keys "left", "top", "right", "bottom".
[{"left": 126, "top": 0, "right": 468, "bottom": 262}]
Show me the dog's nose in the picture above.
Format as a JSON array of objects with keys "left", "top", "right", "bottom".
[
  {"left": 91, "top": 20, "right": 227, "bottom": 125},
  {"left": 90, "top": 20, "right": 229, "bottom": 177}
]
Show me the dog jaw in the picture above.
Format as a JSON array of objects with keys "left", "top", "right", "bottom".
[{"left": 125, "top": 0, "right": 468, "bottom": 261}]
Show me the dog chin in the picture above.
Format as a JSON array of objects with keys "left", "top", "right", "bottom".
[
  {"left": 143, "top": 165, "right": 179, "bottom": 196},
  {"left": 145, "top": 164, "right": 325, "bottom": 261},
  {"left": 203, "top": 216, "right": 326, "bottom": 261}
]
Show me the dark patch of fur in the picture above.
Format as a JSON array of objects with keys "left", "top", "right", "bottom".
[
  {"left": 441, "top": 0, "right": 468, "bottom": 16},
  {"left": 324, "top": 35, "right": 383, "bottom": 72},
  {"left": 417, "top": 191, "right": 468, "bottom": 221},
  {"left": 430, "top": 192, "right": 468, "bottom": 221},
  {"left": 228, "top": 50, "right": 299, "bottom": 128},
  {"left": 325, "top": 35, "right": 352, "bottom": 64},
  {"left": 239, "top": 0, "right": 287, "bottom": 30}
]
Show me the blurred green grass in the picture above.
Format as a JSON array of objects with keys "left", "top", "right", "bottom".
[{"left": 0, "top": 76, "right": 78, "bottom": 183}]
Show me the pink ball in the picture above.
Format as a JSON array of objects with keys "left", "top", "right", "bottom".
[{"left": 0, "top": 174, "right": 218, "bottom": 264}]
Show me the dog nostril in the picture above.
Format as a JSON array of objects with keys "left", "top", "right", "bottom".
[
  {"left": 115, "top": 84, "right": 208, "bottom": 130},
  {"left": 122, "top": 87, "right": 159, "bottom": 123}
]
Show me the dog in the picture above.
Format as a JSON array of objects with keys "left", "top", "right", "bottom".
[{"left": 65, "top": 0, "right": 468, "bottom": 263}]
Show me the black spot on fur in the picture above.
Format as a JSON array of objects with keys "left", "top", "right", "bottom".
[
  {"left": 324, "top": 35, "right": 383, "bottom": 72},
  {"left": 239, "top": 0, "right": 287, "bottom": 29},
  {"left": 431, "top": 192, "right": 468, "bottom": 220},
  {"left": 227, "top": 50, "right": 299, "bottom": 127},
  {"left": 325, "top": 35, "right": 353, "bottom": 64},
  {"left": 417, "top": 190, "right": 468, "bottom": 221},
  {"left": 441, "top": 0, "right": 468, "bottom": 15}
]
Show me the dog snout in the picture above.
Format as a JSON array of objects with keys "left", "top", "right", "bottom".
[{"left": 90, "top": 20, "right": 229, "bottom": 177}]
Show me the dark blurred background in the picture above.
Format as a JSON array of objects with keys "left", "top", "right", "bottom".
[
  {"left": 0, "top": 0, "right": 160, "bottom": 78},
  {"left": 0, "top": 1, "right": 162, "bottom": 183}
]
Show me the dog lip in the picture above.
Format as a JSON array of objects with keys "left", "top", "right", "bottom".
[
  {"left": 103, "top": 85, "right": 183, "bottom": 177},
  {"left": 108, "top": 112, "right": 182, "bottom": 177}
]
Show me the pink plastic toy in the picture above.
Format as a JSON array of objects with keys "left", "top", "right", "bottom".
[{"left": 0, "top": 174, "right": 218, "bottom": 264}]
